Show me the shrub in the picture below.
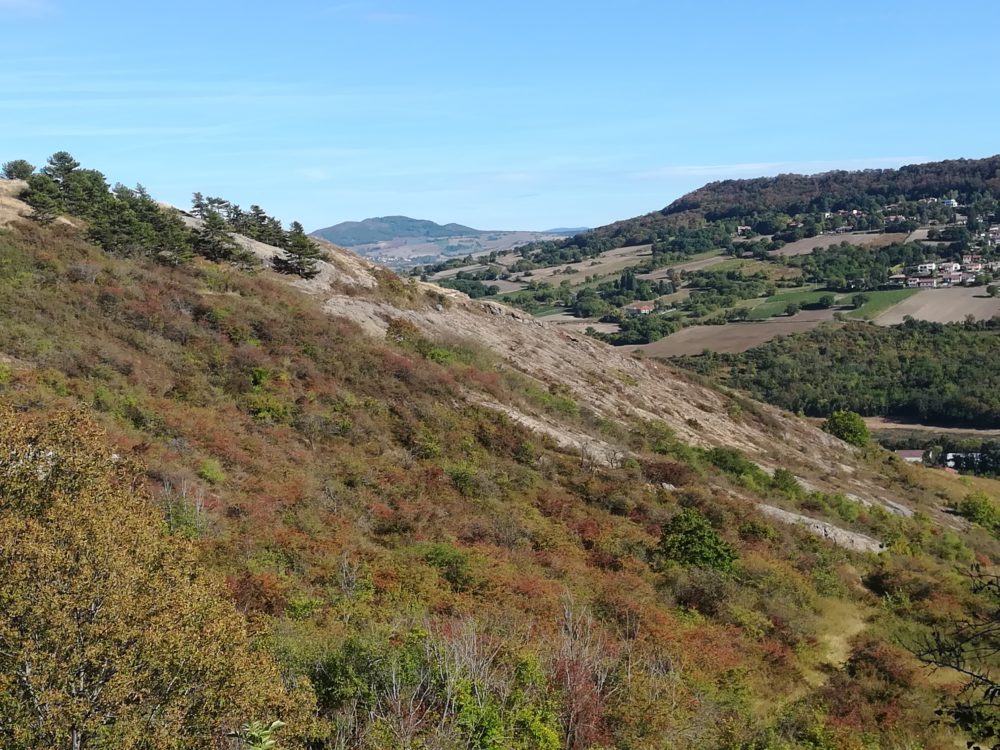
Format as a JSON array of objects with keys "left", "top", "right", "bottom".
[
  {"left": 420, "top": 542, "right": 474, "bottom": 592},
  {"left": 822, "top": 410, "right": 870, "bottom": 447},
  {"left": 198, "top": 458, "right": 227, "bottom": 485},
  {"left": 640, "top": 458, "right": 694, "bottom": 486},
  {"left": 770, "top": 467, "right": 802, "bottom": 497},
  {"left": 657, "top": 508, "right": 737, "bottom": 572},
  {"left": 957, "top": 491, "right": 999, "bottom": 535}
]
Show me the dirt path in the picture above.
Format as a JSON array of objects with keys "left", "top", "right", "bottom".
[{"left": 802, "top": 599, "right": 868, "bottom": 687}]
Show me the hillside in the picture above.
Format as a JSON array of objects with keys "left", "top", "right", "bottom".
[
  {"left": 504, "top": 155, "right": 1000, "bottom": 264},
  {"left": 663, "top": 155, "right": 1000, "bottom": 223},
  {"left": 312, "top": 215, "right": 483, "bottom": 246},
  {"left": 1, "top": 159, "right": 999, "bottom": 749}
]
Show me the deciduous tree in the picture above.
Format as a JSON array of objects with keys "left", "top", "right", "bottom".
[{"left": 0, "top": 408, "right": 298, "bottom": 749}]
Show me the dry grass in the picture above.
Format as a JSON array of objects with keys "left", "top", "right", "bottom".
[
  {"left": 637, "top": 309, "right": 837, "bottom": 356},
  {"left": 875, "top": 285, "right": 1000, "bottom": 325},
  {"left": 772, "top": 231, "right": 909, "bottom": 257}
]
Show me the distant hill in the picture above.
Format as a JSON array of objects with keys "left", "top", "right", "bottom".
[
  {"left": 311, "top": 215, "right": 583, "bottom": 266},
  {"left": 311, "top": 216, "right": 485, "bottom": 247},
  {"left": 544, "top": 226, "right": 590, "bottom": 234}
]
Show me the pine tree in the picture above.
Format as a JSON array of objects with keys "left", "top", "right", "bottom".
[
  {"left": 61, "top": 168, "right": 110, "bottom": 218},
  {"left": 22, "top": 173, "right": 63, "bottom": 225},
  {"left": 41, "top": 150, "right": 80, "bottom": 186},
  {"left": 1, "top": 159, "right": 34, "bottom": 180},
  {"left": 273, "top": 221, "right": 322, "bottom": 279},
  {"left": 195, "top": 209, "right": 242, "bottom": 262},
  {"left": 191, "top": 191, "right": 207, "bottom": 218}
]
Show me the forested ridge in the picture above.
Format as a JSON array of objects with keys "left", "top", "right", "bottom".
[
  {"left": 0, "top": 153, "right": 999, "bottom": 749},
  {"left": 672, "top": 319, "right": 1000, "bottom": 427},
  {"left": 664, "top": 156, "right": 1000, "bottom": 221},
  {"left": 504, "top": 155, "right": 1000, "bottom": 269}
]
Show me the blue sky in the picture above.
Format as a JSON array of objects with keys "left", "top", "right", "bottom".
[{"left": 2, "top": 0, "right": 999, "bottom": 231}]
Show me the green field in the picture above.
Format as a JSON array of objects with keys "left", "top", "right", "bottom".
[
  {"left": 743, "top": 287, "right": 830, "bottom": 320},
  {"left": 843, "top": 288, "right": 919, "bottom": 320},
  {"left": 533, "top": 305, "right": 570, "bottom": 317}
]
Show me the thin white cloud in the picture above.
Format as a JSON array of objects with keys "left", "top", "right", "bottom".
[{"left": 634, "top": 156, "right": 930, "bottom": 181}]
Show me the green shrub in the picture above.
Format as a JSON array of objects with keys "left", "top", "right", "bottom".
[
  {"left": 821, "top": 410, "right": 870, "bottom": 447},
  {"left": 446, "top": 461, "right": 479, "bottom": 497},
  {"left": 420, "top": 542, "right": 474, "bottom": 592},
  {"left": 197, "top": 458, "right": 227, "bottom": 485},
  {"left": 657, "top": 508, "right": 737, "bottom": 572},
  {"left": 957, "top": 491, "right": 1000, "bottom": 535}
]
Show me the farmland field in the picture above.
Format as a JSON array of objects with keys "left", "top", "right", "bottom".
[
  {"left": 771, "top": 231, "right": 909, "bottom": 257},
  {"left": 636, "top": 308, "right": 836, "bottom": 356},
  {"left": 741, "top": 288, "right": 829, "bottom": 320},
  {"left": 864, "top": 416, "right": 1000, "bottom": 437},
  {"left": 511, "top": 244, "right": 652, "bottom": 282},
  {"left": 639, "top": 250, "right": 726, "bottom": 280},
  {"left": 875, "top": 285, "right": 1000, "bottom": 325},
  {"left": 707, "top": 258, "right": 802, "bottom": 281},
  {"left": 844, "top": 289, "right": 918, "bottom": 320}
]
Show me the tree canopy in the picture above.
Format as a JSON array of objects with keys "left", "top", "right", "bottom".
[{"left": 0, "top": 408, "right": 297, "bottom": 749}]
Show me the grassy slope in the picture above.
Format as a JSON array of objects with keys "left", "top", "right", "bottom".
[
  {"left": 845, "top": 288, "right": 919, "bottom": 320},
  {"left": 0, "top": 219, "right": 996, "bottom": 749}
]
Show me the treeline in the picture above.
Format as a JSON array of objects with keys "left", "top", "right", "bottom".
[
  {"left": 662, "top": 155, "right": 1000, "bottom": 221},
  {"left": 4, "top": 152, "right": 322, "bottom": 278},
  {"left": 435, "top": 277, "right": 500, "bottom": 298},
  {"left": 671, "top": 318, "right": 1000, "bottom": 427}
]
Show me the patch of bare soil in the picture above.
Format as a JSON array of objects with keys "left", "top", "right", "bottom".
[
  {"left": 875, "top": 285, "right": 1000, "bottom": 325},
  {"left": 0, "top": 179, "right": 31, "bottom": 226},
  {"left": 636, "top": 310, "right": 836, "bottom": 356},
  {"left": 772, "top": 231, "right": 908, "bottom": 257}
]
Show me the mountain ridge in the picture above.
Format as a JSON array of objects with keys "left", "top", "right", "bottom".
[{"left": 311, "top": 215, "right": 485, "bottom": 247}]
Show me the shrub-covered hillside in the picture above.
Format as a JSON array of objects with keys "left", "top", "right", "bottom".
[{"left": 0, "top": 156, "right": 998, "bottom": 749}]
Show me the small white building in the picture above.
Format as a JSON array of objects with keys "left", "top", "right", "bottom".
[{"left": 915, "top": 262, "right": 938, "bottom": 275}]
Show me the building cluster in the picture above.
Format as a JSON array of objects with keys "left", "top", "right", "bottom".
[{"left": 887, "top": 254, "right": 1000, "bottom": 289}]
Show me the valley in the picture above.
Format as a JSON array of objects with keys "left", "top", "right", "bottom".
[
  {"left": 1, "top": 153, "right": 998, "bottom": 750},
  {"left": 417, "top": 158, "right": 1000, "bottom": 356}
]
